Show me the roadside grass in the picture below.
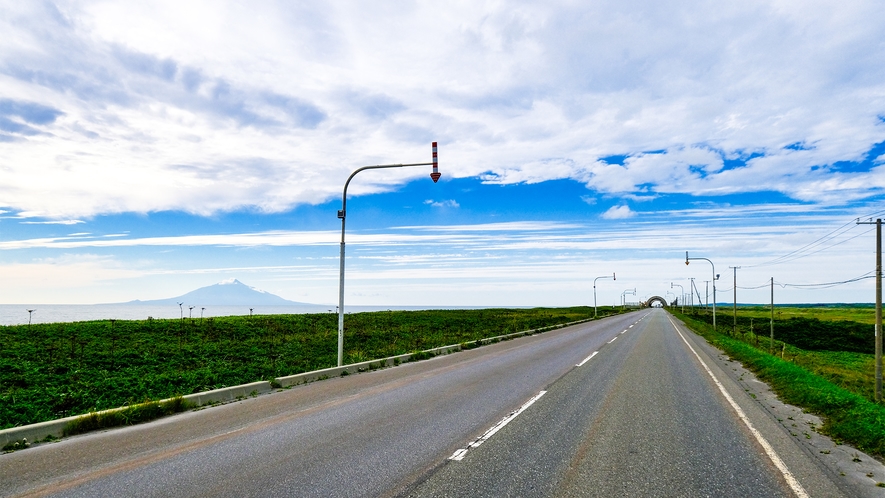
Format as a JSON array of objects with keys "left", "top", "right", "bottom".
[
  {"left": 730, "top": 305, "right": 877, "bottom": 325},
  {"left": 1, "top": 306, "right": 617, "bottom": 430},
  {"left": 673, "top": 310, "right": 885, "bottom": 460},
  {"left": 63, "top": 396, "right": 193, "bottom": 436}
]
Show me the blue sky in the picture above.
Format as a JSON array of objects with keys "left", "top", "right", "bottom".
[{"left": 2, "top": 1, "right": 885, "bottom": 307}]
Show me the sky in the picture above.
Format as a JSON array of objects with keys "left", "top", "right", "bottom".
[{"left": 2, "top": 0, "right": 885, "bottom": 308}]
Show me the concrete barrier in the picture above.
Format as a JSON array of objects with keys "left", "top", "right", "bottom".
[
  {"left": 274, "top": 318, "right": 594, "bottom": 387},
  {"left": 1, "top": 382, "right": 273, "bottom": 449},
  {"left": 181, "top": 381, "right": 272, "bottom": 406},
  {"left": 1, "top": 316, "right": 596, "bottom": 449}
]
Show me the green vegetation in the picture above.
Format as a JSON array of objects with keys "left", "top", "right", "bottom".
[
  {"left": 736, "top": 305, "right": 877, "bottom": 325},
  {"left": 64, "top": 396, "right": 193, "bottom": 436},
  {"left": 1, "top": 306, "right": 613, "bottom": 430},
  {"left": 673, "top": 308, "right": 884, "bottom": 459},
  {"left": 692, "top": 309, "right": 873, "bottom": 354}
]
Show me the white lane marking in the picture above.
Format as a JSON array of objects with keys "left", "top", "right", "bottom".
[
  {"left": 667, "top": 316, "right": 810, "bottom": 498},
  {"left": 608, "top": 336, "right": 618, "bottom": 344},
  {"left": 449, "top": 391, "right": 547, "bottom": 461},
  {"left": 576, "top": 351, "right": 598, "bottom": 367},
  {"left": 629, "top": 325, "right": 634, "bottom": 328}
]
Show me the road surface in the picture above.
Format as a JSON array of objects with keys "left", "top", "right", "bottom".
[{"left": 0, "top": 309, "right": 868, "bottom": 497}]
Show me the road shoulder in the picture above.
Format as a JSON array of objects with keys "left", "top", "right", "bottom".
[{"left": 669, "top": 313, "right": 885, "bottom": 498}]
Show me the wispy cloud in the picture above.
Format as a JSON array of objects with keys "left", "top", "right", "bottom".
[
  {"left": 601, "top": 205, "right": 635, "bottom": 220},
  {"left": 2, "top": 2, "right": 884, "bottom": 306},
  {"left": 424, "top": 199, "right": 460, "bottom": 208},
  {"left": 0, "top": 2, "right": 883, "bottom": 218},
  {"left": 20, "top": 220, "right": 84, "bottom": 225}
]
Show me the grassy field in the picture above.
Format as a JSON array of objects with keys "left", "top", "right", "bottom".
[
  {"left": 0, "top": 306, "right": 615, "bottom": 430},
  {"left": 734, "top": 305, "right": 877, "bottom": 325},
  {"left": 673, "top": 308, "right": 884, "bottom": 460}
]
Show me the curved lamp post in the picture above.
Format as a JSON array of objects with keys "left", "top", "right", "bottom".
[
  {"left": 593, "top": 273, "right": 616, "bottom": 318},
  {"left": 671, "top": 282, "right": 684, "bottom": 313},
  {"left": 337, "top": 142, "right": 441, "bottom": 366},
  {"left": 621, "top": 288, "right": 636, "bottom": 308},
  {"left": 686, "top": 252, "right": 718, "bottom": 329}
]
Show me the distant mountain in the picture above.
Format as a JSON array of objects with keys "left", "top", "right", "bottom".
[{"left": 125, "top": 279, "right": 313, "bottom": 306}]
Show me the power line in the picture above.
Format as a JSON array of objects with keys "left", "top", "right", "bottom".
[
  {"left": 776, "top": 272, "right": 875, "bottom": 289},
  {"left": 727, "top": 271, "right": 875, "bottom": 291},
  {"left": 745, "top": 208, "right": 885, "bottom": 269}
]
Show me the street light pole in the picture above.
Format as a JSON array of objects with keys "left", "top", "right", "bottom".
[
  {"left": 593, "top": 273, "right": 616, "bottom": 318},
  {"left": 671, "top": 283, "right": 684, "bottom": 313},
  {"left": 686, "top": 252, "right": 718, "bottom": 330},
  {"left": 337, "top": 143, "right": 441, "bottom": 367},
  {"left": 621, "top": 288, "right": 635, "bottom": 309}
]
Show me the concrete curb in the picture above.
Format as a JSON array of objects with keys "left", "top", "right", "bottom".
[
  {"left": 1, "top": 316, "right": 598, "bottom": 448},
  {"left": 1, "top": 381, "right": 274, "bottom": 449},
  {"left": 275, "top": 317, "right": 594, "bottom": 387}
]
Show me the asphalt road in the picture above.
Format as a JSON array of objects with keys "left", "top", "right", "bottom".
[{"left": 0, "top": 309, "right": 862, "bottom": 497}]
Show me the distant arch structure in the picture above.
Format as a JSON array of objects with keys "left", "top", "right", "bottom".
[{"left": 644, "top": 296, "right": 668, "bottom": 308}]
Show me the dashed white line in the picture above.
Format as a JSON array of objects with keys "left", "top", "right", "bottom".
[
  {"left": 667, "top": 316, "right": 809, "bottom": 498},
  {"left": 449, "top": 391, "right": 547, "bottom": 461},
  {"left": 576, "top": 351, "right": 598, "bottom": 367},
  {"left": 608, "top": 336, "right": 618, "bottom": 344}
]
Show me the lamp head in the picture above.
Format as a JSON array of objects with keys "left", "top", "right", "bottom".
[{"left": 430, "top": 142, "right": 441, "bottom": 183}]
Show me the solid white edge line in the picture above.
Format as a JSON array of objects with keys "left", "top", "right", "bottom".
[
  {"left": 576, "top": 351, "right": 598, "bottom": 367},
  {"left": 666, "top": 316, "right": 809, "bottom": 498},
  {"left": 449, "top": 390, "right": 547, "bottom": 461}
]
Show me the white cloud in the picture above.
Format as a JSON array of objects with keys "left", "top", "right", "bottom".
[
  {"left": 601, "top": 205, "right": 636, "bottom": 219},
  {"left": 19, "top": 220, "right": 85, "bottom": 225},
  {"left": 0, "top": 0, "right": 883, "bottom": 219},
  {"left": 423, "top": 199, "right": 460, "bottom": 208},
  {"left": 0, "top": 210, "right": 875, "bottom": 304}
]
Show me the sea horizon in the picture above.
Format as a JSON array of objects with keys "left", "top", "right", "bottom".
[{"left": 0, "top": 303, "right": 505, "bottom": 326}]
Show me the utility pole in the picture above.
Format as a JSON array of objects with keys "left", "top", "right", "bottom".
[
  {"left": 690, "top": 278, "right": 696, "bottom": 309},
  {"left": 730, "top": 266, "right": 741, "bottom": 336},
  {"left": 770, "top": 277, "right": 774, "bottom": 354},
  {"left": 704, "top": 281, "right": 710, "bottom": 312},
  {"left": 857, "top": 218, "right": 882, "bottom": 402}
]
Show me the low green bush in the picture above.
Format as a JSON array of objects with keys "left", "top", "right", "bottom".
[{"left": 1, "top": 306, "right": 615, "bottom": 429}]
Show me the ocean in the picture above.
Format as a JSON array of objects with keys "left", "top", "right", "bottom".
[{"left": 0, "top": 304, "right": 489, "bottom": 326}]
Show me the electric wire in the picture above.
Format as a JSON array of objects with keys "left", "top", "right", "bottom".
[
  {"left": 726, "top": 271, "right": 875, "bottom": 291},
  {"left": 743, "top": 208, "right": 885, "bottom": 269}
]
